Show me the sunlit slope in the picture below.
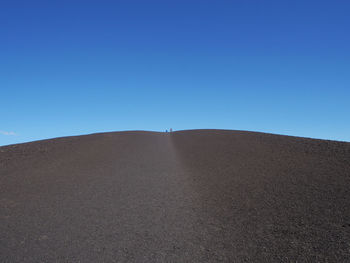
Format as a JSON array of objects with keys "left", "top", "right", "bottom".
[{"left": 1, "top": 130, "right": 350, "bottom": 262}]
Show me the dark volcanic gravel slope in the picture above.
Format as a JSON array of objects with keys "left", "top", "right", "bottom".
[{"left": 1, "top": 130, "right": 350, "bottom": 262}]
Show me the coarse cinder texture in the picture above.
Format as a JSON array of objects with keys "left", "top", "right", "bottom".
[{"left": 1, "top": 130, "right": 350, "bottom": 262}]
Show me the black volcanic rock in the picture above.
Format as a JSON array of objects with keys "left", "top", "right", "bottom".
[{"left": 1, "top": 130, "right": 350, "bottom": 262}]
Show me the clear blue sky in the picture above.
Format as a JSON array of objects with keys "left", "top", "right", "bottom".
[{"left": 1, "top": 0, "right": 349, "bottom": 146}]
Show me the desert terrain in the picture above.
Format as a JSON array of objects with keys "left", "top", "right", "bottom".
[{"left": 1, "top": 130, "right": 350, "bottom": 262}]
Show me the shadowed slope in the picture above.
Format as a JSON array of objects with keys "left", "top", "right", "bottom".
[{"left": 1, "top": 130, "right": 350, "bottom": 262}]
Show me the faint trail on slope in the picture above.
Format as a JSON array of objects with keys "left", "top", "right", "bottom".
[{"left": 2, "top": 130, "right": 350, "bottom": 262}]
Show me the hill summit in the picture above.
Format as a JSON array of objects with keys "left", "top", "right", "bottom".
[{"left": 1, "top": 130, "right": 350, "bottom": 262}]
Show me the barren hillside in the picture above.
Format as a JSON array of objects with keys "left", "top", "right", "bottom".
[{"left": 1, "top": 130, "right": 350, "bottom": 262}]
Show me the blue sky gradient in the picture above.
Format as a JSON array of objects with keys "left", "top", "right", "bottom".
[{"left": 1, "top": 0, "right": 350, "bottom": 145}]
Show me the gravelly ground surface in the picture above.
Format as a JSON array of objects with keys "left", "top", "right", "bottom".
[{"left": 1, "top": 130, "right": 350, "bottom": 262}]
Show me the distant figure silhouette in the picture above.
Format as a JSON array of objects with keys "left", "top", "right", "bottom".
[
  {"left": 170, "top": 128, "right": 173, "bottom": 132},
  {"left": 166, "top": 130, "right": 168, "bottom": 133}
]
